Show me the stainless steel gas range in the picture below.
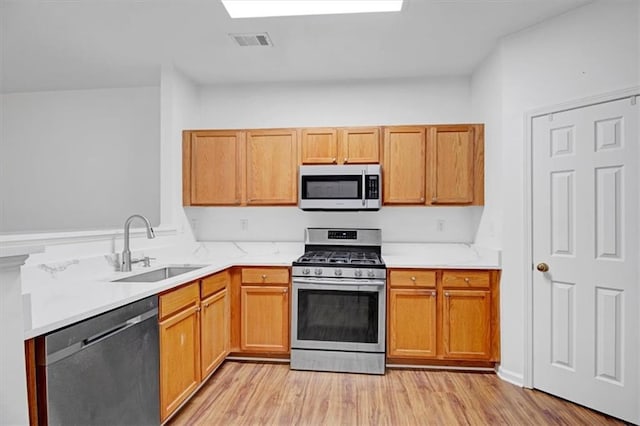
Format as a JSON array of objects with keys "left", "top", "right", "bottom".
[{"left": 290, "top": 228, "right": 386, "bottom": 375}]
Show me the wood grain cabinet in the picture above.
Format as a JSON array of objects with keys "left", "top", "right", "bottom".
[
  {"left": 387, "top": 268, "right": 500, "bottom": 365},
  {"left": 183, "top": 129, "right": 298, "bottom": 206},
  {"left": 246, "top": 129, "right": 298, "bottom": 205},
  {"left": 426, "top": 125, "right": 484, "bottom": 205},
  {"left": 182, "top": 130, "right": 244, "bottom": 206},
  {"left": 159, "top": 282, "right": 201, "bottom": 423},
  {"left": 382, "top": 126, "right": 427, "bottom": 204},
  {"left": 159, "top": 271, "right": 231, "bottom": 422},
  {"left": 301, "top": 127, "right": 381, "bottom": 164},
  {"left": 240, "top": 267, "right": 290, "bottom": 354},
  {"left": 200, "top": 271, "right": 230, "bottom": 380},
  {"left": 382, "top": 124, "right": 484, "bottom": 206}
]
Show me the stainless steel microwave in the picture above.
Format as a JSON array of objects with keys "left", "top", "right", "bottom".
[{"left": 298, "top": 164, "right": 381, "bottom": 211}]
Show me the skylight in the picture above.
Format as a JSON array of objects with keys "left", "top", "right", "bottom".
[{"left": 221, "top": 0, "right": 404, "bottom": 19}]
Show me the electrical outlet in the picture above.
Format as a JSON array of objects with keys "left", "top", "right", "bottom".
[
  {"left": 240, "top": 219, "right": 249, "bottom": 231},
  {"left": 437, "top": 219, "right": 445, "bottom": 232}
]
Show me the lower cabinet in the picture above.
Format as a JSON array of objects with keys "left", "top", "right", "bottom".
[
  {"left": 239, "top": 267, "right": 290, "bottom": 354},
  {"left": 388, "top": 288, "right": 437, "bottom": 358},
  {"left": 159, "top": 270, "right": 230, "bottom": 423},
  {"left": 159, "top": 282, "right": 201, "bottom": 422},
  {"left": 387, "top": 268, "right": 500, "bottom": 364}
]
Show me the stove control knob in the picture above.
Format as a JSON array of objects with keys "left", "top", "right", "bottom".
[
  {"left": 302, "top": 268, "right": 311, "bottom": 275},
  {"left": 334, "top": 269, "right": 343, "bottom": 277},
  {"left": 367, "top": 270, "right": 375, "bottom": 278},
  {"left": 355, "top": 269, "right": 363, "bottom": 277},
  {"left": 314, "top": 268, "right": 323, "bottom": 276}
]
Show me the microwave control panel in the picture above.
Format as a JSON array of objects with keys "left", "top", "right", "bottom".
[{"left": 366, "top": 175, "right": 379, "bottom": 199}]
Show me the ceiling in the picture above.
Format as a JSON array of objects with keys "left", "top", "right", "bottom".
[{"left": 1, "top": 0, "right": 592, "bottom": 93}]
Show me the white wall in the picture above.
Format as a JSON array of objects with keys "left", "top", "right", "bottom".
[
  {"left": 471, "top": 0, "right": 639, "bottom": 384},
  {"left": 0, "top": 87, "right": 160, "bottom": 233},
  {"left": 189, "top": 76, "right": 480, "bottom": 242}
]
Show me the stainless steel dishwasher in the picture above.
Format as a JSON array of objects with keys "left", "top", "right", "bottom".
[{"left": 37, "top": 295, "right": 160, "bottom": 425}]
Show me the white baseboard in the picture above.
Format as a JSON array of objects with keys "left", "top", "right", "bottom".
[{"left": 496, "top": 366, "right": 524, "bottom": 387}]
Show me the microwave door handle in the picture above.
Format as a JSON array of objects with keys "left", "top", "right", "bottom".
[{"left": 361, "top": 170, "right": 366, "bottom": 207}]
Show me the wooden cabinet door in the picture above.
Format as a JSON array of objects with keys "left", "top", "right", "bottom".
[
  {"left": 200, "top": 288, "right": 229, "bottom": 380},
  {"left": 240, "top": 285, "right": 289, "bottom": 353},
  {"left": 301, "top": 128, "right": 338, "bottom": 164},
  {"left": 441, "top": 289, "right": 491, "bottom": 360},
  {"left": 185, "top": 131, "right": 244, "bottom": 205},
  {"left": 382, "top": 127, "right": 426, "bottom": 204},
  {"left": 246, "top": 129, "right": 297, "bottom": 204},
  {"left": 340, "top": 127, "right": 380, "bottom": 164},
  {"left": 427, "top": 125, "right": 476, "bottom": 204},
  {"left": 388, "top": 288, "right": 437, "bottom": 358},
  {"left": 159, "top": 305, "right": 201, "bottom": 422}
]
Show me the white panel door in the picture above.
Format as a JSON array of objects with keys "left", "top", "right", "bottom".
[{"left": 532, "top": 96, "right": 639, "bottom": 423}]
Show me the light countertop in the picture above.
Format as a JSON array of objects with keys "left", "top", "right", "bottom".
[{"left": 20, "top": 241, "right": 500, "bottom": 339}]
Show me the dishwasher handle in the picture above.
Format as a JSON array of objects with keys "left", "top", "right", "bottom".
[{"left": 45, "top": 307, "right": 157, "bottom": 366}]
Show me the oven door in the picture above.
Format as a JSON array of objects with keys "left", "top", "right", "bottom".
[{"left": 291, "top": 277, "right": 386, "bottom": 353}]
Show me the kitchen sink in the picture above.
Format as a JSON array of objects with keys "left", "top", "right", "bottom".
[{"left": 111, "top": 266, "right": 205, "bottom": 283}]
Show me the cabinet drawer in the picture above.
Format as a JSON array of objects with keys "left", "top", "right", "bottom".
[
  {"left": 441, "top": 270, "right": 490, "bottom": 288},
  {"left": 159, "top": 281, "right": 199, "bottom": 320},
  {"left": 241, "top": 268, "right": 289, "bottom": 285},
  {"left": 389, "top": 270, "right": 436, "bottom": 288},
  {"left": 201, "top": 270, "right": 229, "bottom": 298}
]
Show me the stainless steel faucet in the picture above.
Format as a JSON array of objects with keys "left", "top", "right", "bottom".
[{"left": 121, "top": 214, "right": 156, "bottom": 272}]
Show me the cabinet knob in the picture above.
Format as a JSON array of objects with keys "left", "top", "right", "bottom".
[
  {"left": 196, "top": 306, "right": 201, "bottom": 312},
  {"left": 464, "top": 277, "right": 470, "bottom": 283},
  {"left": 410, "top": 276, "right": 416, "bottom": 282},
  {"left": 420, "top": 197, "right": 425, "bottom": 202},
  {"left": 283, "top": 288, "right": 288, "bottom": 293},
  {"left": 261, "top": 274, "right": 267, "bottom": 280},
  {"left": 332, "top": 158, "right": 337, "bottom": 164},
  {"left": 445, "top": 292, "right": 450, "bottom": 297},
  {"left": 432, "top": 197, "right": 437, "bottom": 202},
  {"left": 204, "top": 303, "right": 209, "bottom": 308},
  {"left": 344, "top": 158, "right": 348, "bottom": 163},
  {"left": 431, "top": 291, "right": 436, "bottom": 297}
]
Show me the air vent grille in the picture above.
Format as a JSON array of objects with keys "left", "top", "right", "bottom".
[{"left": 230, "top": 32, "right": 273, "bottom": 47}]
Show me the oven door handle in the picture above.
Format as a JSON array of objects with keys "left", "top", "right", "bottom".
[{"left": 293, "top": 277, "right": 385, "bottom": 288}]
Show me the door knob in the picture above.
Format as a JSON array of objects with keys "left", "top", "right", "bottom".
[{"left": 536, "top": 263, "right": 549, "bottom": 272}]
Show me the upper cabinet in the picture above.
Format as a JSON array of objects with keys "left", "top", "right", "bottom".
[
  {"left": 183, "top": 130, "right": 244, "bottom": 206},
  {"left": 246, "top": 129, "right": 298, "bottom": 205},
  {"left": 426, "top": 125, "right": 484, "bottom": 205},
  {"left": 183, "top": 129, "right": 298, "bottom": 206},
  {"left": 382, "top": 126, "right": 427, "bottom": 204},
  {"left": 183, "top": 123, "right": 483, "bottom": 207},
  {"left": 300, "top": 128, "right": 338, "bottom": 164},
  {"left": 301, "top": 127, "right": 380, "bottom": 164},
  {"left": 383, "top": 124, "right": 484, "bottom": 206}
]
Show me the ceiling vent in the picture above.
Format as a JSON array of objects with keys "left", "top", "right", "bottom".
[{"left": 229, "top": 32, "right": 273, "bottom": 47}]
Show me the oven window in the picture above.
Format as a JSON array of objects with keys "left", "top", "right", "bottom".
[
  {"left": 297, "top": 289, "right": 378, "bottom": 343},
  {"left": 301, "top": 176, "right": 361, "bottom": 199}
]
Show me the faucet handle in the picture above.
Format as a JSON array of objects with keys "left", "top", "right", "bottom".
[{"left": 142, "top": 257, "right": 156, "bottom": 267}]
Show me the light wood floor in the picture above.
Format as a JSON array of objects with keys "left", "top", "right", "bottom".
[{"left": 169, "top": 361, "right": 623, "bottom": 425}]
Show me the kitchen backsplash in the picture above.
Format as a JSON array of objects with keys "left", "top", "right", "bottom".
[{"left": 186, "top": 206, "right": 482, "bottom": 243}]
